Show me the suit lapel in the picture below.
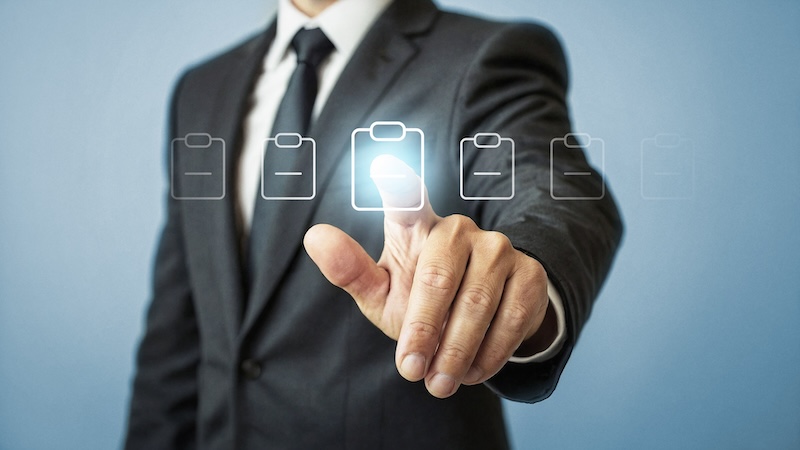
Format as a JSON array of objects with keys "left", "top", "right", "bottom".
[
  {"left": 186, "top": 24, "right": 275, "bottom": 343},
  {"left": 241, "top": 0, "right": 440, "bottom": 335}
]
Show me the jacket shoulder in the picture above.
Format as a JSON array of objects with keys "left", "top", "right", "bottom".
[
  {"left": 435, "top": 9, "right": 563, "bottom": 48},
  {"left": 430, "top": 11, "right": 568, "bottom": 88}
]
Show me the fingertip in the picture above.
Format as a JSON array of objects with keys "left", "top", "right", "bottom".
[
  {"left": 369, "top": 154, "right": 423, "bottom": 209},
  {"left": 303, "top": 224, "right": 329, "bottom": 262},
  {"left": 303, "top": 223, "right": 330, "bottom": 251},
  {"left": 303, "top": 224, "right": 354, "bottom": 276},
  {"left": 303, "top": 224, "right": 386, "bottom": 296},
  {"left": 368, "top": 154, "right": 439, "bottom": 228},
  {"left": 370, "top": 155, "right": 418, "bottom": 191},
  {"left": 397, "top": 352, "right": 427, "bottom": 382},
  {"left": 462, "top": 365, "right": 484, "bottom": 385},
  {"left": 425, "top": 373, "right": 458, "bottom": 399}
]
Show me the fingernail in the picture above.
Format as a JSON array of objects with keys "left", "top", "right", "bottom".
[
  {"left": 464, "top": 366, "right": 483, "bottom": 384},
  {"left": 428, "top": 373, "right": 457, "bottom": 398},
  {"left": 400, "top": 353, "right": 426, "bottom": 381}
]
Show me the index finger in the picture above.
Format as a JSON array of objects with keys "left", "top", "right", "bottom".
[{"left": 370, "top": 154, "right": 438, "bottom": 229}]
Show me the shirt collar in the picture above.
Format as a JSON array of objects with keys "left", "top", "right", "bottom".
[{"left": 266, "top": 0, "right": 393, "bottom": 71}]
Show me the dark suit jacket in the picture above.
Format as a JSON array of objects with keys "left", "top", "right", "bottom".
[{"left": 125, "top": 0, "right": 622, "bottom": 449}]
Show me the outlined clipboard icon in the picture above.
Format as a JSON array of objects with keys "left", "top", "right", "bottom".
[
  {"left": 261, "top": 133, "right": 317, "bottom": 200},
  {"left": 641, "top": 134, "right": 694, "bottom": 200},
  {"left": 170, "top": 133, "right": 226, "bottom": 200},
  {"left": 550, "top": 133, "right": 605, "bottom": 200},
  {"left": 460, "top": 132, "right": 515, "bottom": 200},
  {"left": 351, "top": 121, "right": 425, "bottom": 211}
]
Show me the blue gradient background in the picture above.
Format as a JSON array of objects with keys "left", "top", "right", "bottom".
[{"left": 1, "top": 1, "right": 798, "bottom": 449}]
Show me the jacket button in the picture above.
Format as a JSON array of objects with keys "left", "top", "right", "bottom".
[{"left": 240, "top": 359, "right": 262, "bottom": 380}]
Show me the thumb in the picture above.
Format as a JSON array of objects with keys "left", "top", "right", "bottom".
[
  {"left": 304, "top": 224, "right": 390, "bottom": 326},
  {"left": 370, "top": 154, "right": 439, "bottom": 228}
]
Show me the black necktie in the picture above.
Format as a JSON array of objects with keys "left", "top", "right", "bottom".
[{"left": 246, "top": 28, "right": 334, "bottom": 289}]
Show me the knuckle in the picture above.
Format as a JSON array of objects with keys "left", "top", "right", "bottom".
[
  {"left": 504, "top": 302, "right": 533, "bottom": 336},
  {"left": 479, "top": 342, "right": 512, "bottom": 371},
  {"left": 478, "top": 231, "right": 514, "bottom": 264},
  {"left": 405, "top": 320, "right": 441, "bottom": 344},
  {"left": 520, "top": 256, "right": 547, "bottom": 281},
  {"left": 417, "top": 263, "right": 458, "bottom": 294},
  {"left": 484, "top": 231, "right": 513, "bottom": 253},
  {"left": 459, "top": 286, "right": 497, "bottom": 317},
  {"left": 531, "top": 264, "right": 548, "bottom": 284},
  {"left": 439, "top": 343, "right": 473, "bottom": 366},
  {"left": 447, "top": 214, "right": 476, "bottom": 230}
]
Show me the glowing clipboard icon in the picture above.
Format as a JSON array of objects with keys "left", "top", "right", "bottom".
[
  {"left": 261, "top": 133, "right": 316, "bottom": 200},
  {"left": 550, "top": 133, "right": 605, "bottom": 200},
  {"left": 351, "top": 121, "right": 425, "bottom": 211},
  {"left": 170, "top": 133, "right": 226, "bottom": 200},
  {"left": 460, "top": 132, "right": 515, "bottom": 200}
]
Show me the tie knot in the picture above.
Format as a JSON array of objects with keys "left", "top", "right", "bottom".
[{"left": 291, "top": 28, "right": 334, "bottom": 68}]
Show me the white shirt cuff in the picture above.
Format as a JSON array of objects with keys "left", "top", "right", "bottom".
[{"left": 507, "top": 279, "right": 566, "bottom": 364}]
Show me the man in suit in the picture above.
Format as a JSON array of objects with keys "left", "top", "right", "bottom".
[{"left": 125, "top": 0, "right": 622, "bottom": 448}]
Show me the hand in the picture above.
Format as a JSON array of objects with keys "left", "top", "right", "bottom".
[{"left": 303, "top": 155, "right": 551, "bottom": 398}]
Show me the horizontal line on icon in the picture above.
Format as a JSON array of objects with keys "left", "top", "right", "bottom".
[
  {"left": 563, "top": 171, "right": 592, "bottom": 176},
  {"left": 184, "top": 172, "right": 212, "bottom": 176},
  {"left": 473, "top": 171, "right": 502, "bottom": 176},
  {"left": 274, "top": 172, "right": 303, "bottom": 176}
]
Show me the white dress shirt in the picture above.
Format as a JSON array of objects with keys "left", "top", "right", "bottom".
[
  {"left": 236, "top": 0, "right": 565, "bottom": 364},
  {"left": 237, "top": 0, "right": 392, "bottom": 233}
]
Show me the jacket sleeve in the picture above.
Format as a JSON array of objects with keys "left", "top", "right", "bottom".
[
  {"left": 124, "top": 73, "right": 201, "bottom": 449},
  {"left": 451, "top": 22, "right": 623, "bottom": 403}
]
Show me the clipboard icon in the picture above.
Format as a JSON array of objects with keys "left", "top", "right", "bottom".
[
  {"left": 170, "top": 133, "right": 225, "bottom": 200},
  {"left": 550, "top": 133, "right": 605, "bottom": 200},
  {"left": 460, "top": 132, "right": 515, "bottom": 200},
  {"left": 261, "top": 133, "right": 316, "bottom": 200},
  {"left": 641, "top": 134, "right": 694, "bottom": 199},
  {"left": 351, "top": 121, "right": 425, "bottom": 211}
]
